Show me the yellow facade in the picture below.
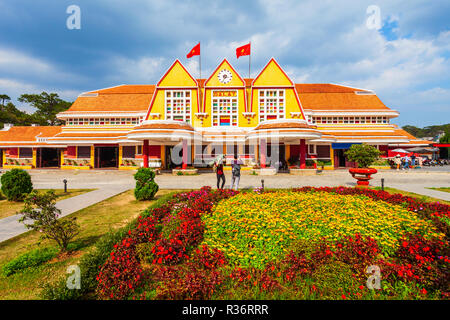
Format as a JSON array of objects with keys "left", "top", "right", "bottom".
[{"left": 147, "top": 58, "right": 305, "bottom": 128}]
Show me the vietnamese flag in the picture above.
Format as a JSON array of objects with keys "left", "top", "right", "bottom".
[
  {"left": 236, "top": 43, "right": 250, "bottom": 58},
  {"left": 187, "top": 43, "right": 200, "bottom": 58}
]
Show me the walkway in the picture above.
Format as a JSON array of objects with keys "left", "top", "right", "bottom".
[
  {"left": 0, "top": 170, "right": 134, "bottom": 243},
  {"left": 0, "top": 168, "right": 449, "bottom": 243}
]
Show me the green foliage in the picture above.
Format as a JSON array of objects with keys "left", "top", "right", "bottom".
[
  {"left": 41, "top": 191, "right": 177, "bottom": 300},
  {"left": 19, "top": 190, "right": 80, "bottom": 251},
  {"left": 402, "top": 124, "right": 450, "bottom": 139},
  {"left": 0, "top": 168, "right": 33, "bottom": 201},
  {"left": 2, "top": 247, "right": 58, "bottom": 276},
  {"left": 345, "top": 144, "right": 381, "bottom": 168},
  {"left": 312, "top": 261, "right": 357, "bottom": 299},
  {"left": 134, "top": 168, "right": 159, "bottom": 201},
  {"left": 18, "top": 92, "right": 71, "bottom": 126}
]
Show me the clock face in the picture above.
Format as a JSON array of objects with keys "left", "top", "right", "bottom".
[{"left": 218, "top": 69, "right": 232, "bottom": 84}]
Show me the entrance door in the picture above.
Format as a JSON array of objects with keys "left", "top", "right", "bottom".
[
  {"left": 267, "top": 143, "right": 286, "bottom": 169},
  {"left": 95, "top": 147, "right": 118, "bottom": 168},
  {"left": 37, "top": 148, "right": 60, "bottom": 168},
  {"left": 165, "top": 146, "right": 178, "bottom": 169},
  {"left": 336, "top": 149, "right": 347, "bottom": 167}
]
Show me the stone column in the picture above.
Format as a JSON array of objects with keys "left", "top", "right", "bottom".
[
  {"left": 299, "top": 139, "right": 306, "bottom": 169},
  {"left": 143, "top": 140, "right": 149, "bottom": 168},
  {"left": 260, "top": 138, "right": 267, "bottom": 168},
  {"left": 182, "top": 139, "right": 188, "bottom": 169}
]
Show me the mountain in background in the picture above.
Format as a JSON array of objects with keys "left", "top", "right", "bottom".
[{"left": 402, "top": 124, "right": 450, "bottom": 140}]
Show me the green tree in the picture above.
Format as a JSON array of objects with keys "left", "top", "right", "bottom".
[
  {"left": 345, "top": 144, "right": 381, "bottom": 168},
  {"left": 440, "top": 133, "right": 450, "bottom": 159},
  {"left": 0, "top": 168, "right": 33, "bottom": 201},
  {"left": 0, "top": 94, "right": 11, "bottom": 108},
  {"left": 19, "top": 190, "right": 80, "bottom": 252},
  {"left": 18, "top": 92, "right": 71, "bottom": 125},
  {"left": 134, "top": 168, "right": 159, "bottom": 201}
]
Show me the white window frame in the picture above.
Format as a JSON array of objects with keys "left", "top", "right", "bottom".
[
  {"left": 211, "top": 90, "right": 238, "bottom": 127},
  {"left": 165, "top": 90, "right": 191, "bottom": 123},
  {"left": 308, "top": 144, "right": 317, "bottom": 155},
  {"left": 258, "top": 89, "right": 285, "bottom": 122}
]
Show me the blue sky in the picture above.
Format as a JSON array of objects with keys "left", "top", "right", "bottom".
[{"left": 0, "top": 0, "right": 449, "bottom": 126}]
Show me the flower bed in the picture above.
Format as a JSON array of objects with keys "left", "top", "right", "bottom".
[
  {"left": 94, "top": 186, "right": 449, "bottom": 300},
  {"left": 202, "top": 191, "right": 443, "bottom": 268}
]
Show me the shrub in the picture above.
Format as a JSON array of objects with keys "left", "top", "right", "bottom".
[
  {"left": 40, "top": 191, "right": 178, "bottom": 300},
  {"left": 344, "top": 143, "right": 381, "bottom": 168},
  {"left": 2, "top": 247, "right": 58, "bottom": 276},
  {"left": 134, "top": 168, "right": 159, "bottom": 201},
  {"left": 19, "top": 190, "right": 80, "bottom": 252},
  {"left": 0, "top": 168, "right": 33, "bottom": 201}
]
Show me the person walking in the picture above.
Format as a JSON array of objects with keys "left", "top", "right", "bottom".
[
  {"left": 230, "top": 154, "right": 242, "bottom": 191},
  {"left": 213, "top": 155, "right": 225, "bottom": 189},
  {"left": 411, "top": 154, "right": 416, "bottom": 167},
  {"left": 403, "top": 155, "right": 410, "bottom": 170},
  {"left": 418, "top": 155, "right": 423, "bottom": 167},
  {"left": 394, "top": 154, "right": 401, "bottom": 170}
]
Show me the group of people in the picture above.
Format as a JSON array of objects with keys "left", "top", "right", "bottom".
[
  {"left": 392, "top": 154, "right": 422, "bottom": 170},
  {"left": 213, "top": 154, "right": 242, "bottom": 190}
]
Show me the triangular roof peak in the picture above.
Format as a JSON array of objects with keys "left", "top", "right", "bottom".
[
  {"left": 252, "top": 57, "right": 294, "bottom": 87},
  {"left": 204, "top": 58, "right": 245, "bottom": 87},
  {"left": 157, "top": 59, "right": 198, "bottom": 87}
]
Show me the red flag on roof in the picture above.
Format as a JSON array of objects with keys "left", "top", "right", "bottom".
[
  {"left": 187, "top": 43, "right": 200, "bottom": 58},
  {"left": 236, "top": 43, "right": 250, "bottom": 58}
]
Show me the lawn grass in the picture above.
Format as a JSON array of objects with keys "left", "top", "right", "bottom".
[
  {"left": 371, "top": 187, "right": 450, "bottom": 205},
  {"left": 0, "top": 189, "right": 182, "bottom": 300},
  {"left": 427, "top": 187, "right": 450, "bottom": 194},
  {"left": 0, "top": 189, "right": 94, "bottom": 220}
]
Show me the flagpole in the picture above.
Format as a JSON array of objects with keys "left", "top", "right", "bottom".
[
  {"left": 248, "top": 41, "right": 251, "bottom": 79},
  {"left": 199, "top": 41, "right": 201, "bottom": 80}
]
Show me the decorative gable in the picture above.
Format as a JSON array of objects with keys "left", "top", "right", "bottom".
[
  {"left": 204, "top": 59, "right": 245, "bottom": 87},
  {"left": 252, "top": 58, "right": 293, "bottom": 87},
  {"left": 157, "top": 59, "right": 197, "bottom": 88}
]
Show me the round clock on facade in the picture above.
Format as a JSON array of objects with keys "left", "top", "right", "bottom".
[{"left": 218, "top": 69, "right": 232, "bottom": 84}]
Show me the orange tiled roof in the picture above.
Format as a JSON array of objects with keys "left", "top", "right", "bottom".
[
  {"left": 0, "top": 126, "right": 62, "bottom": 143},
  {"left": 254, "top": 121, "right": 316, "bottom": 131},
  {"left": 62, "top": 85, "right": 155, "bottom": 113},
  {"left": 50, "top": 132, "right": 127, "bottom": 138},
  {"left": 392, "top": 128, "right": 433, "bottom": 145},
  {"left": 295, "top": 84, "right": 390, "bottom": 111},
  {"left": 134, "top": 122, "right": 194, "bottom": 131},
  {"left": 88, "top": 85, "right": 155, "bottom": 94},
  {"left": 321, "top": 131, "right": 405, "bottom": 137}
]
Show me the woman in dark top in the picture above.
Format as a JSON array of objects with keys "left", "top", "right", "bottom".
[{"left": 214, "top": 156, "right": 225, "bottom": 189}]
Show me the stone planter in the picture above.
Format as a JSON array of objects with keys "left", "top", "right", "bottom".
[
  {"left": 349, "top": 168, "right": 378, "bottom": 186},
  {"left": 259, "top": 168, "right": 277, "bottom": 175},
  {"left": 172, "top": 168, "right": 198, "bottom": 175},
  {"left": 289, "top": 168, "right": 317, "bottom": 176}
]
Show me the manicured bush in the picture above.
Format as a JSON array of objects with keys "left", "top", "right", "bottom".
[
  {"left": 2, "top": 247, "right": 58, "bottom": 276},
  {"left": 134, "top": 168, "right": 159, "bottom": 201},
  {"left": 344, "top": 143, "right": 381, "bottom": 168},
  {"left": 0, "top": 168, "right": 33, "bottom": 201},
  {"left": 19, "top": 190, "right": 80, "bottom": 252}
]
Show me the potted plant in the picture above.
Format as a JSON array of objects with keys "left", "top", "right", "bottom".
[{"left": 345, "top": 144, "right": 381, "bottom": 186}]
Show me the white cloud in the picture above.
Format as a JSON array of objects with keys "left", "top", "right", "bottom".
[
  {"left": 0, "top": 47, "right": 51, "bottom": 74},
  {"left": 107, "top": 55, "right": 167, "bottom": 84}
]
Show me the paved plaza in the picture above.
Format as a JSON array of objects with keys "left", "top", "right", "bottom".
[{"left": 0, "top": 168, "right": 449, "bottom": 243}]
